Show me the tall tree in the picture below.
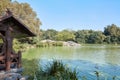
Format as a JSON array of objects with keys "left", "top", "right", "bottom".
[
  {"left": 104, "top": 24, "right": 120, "bottom": 44},
  {"left": 0, "top": 0, "right": 10, "bottom": 16}
]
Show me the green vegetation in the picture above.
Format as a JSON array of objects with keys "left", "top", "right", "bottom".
[
  {"left": 41, "top": 29, "right": 58, "bottom": 40},
  {"left": 1, "top": 1, "right": 120, "bottom": 80},
  {"left": 1, "top": 1, "right": 120, "bottom": 50},
  {"left": 22, "top": 57, "right": 78, "bottom": 80},
  {"left": 36, "top": 41, "right": 63, "bottom": 47},
  {"left": 40, "top": 24, "right": 120, "bottom": 44},
  {"left": 13, "top": 24, "right": 120, "bottom": 51},
  {"left": 55, "top": 30, "right": 75, "bottom": 41},
  {"left": 36, "top": 60, "right": 78, "bottom": 80}
]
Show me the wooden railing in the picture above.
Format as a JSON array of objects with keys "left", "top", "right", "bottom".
[{"left": 0, "top": 51, "right": 22, "bottom": 71}]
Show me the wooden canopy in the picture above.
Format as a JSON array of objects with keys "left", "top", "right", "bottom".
[{"left": 0, "top": 10, "right": 36, "bottom": 38}]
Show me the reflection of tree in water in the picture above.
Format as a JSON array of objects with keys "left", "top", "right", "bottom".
[{"left": 22, "top": 59, "right": 39, "bottom": 80}]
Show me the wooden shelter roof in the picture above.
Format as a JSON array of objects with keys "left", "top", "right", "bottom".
[{"left": 0, "top": 10, "right": 36, "bottom": 38}]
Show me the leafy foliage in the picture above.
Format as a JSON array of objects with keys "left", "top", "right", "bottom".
[
  {"left": 42, "top": 29, "right": 58, "bottom": 40},
  {"left": 87, "top": 31, "right": 106, "bottom": 44},
  {"left": 55, "top": 30, "right": 75, "bottom": 41},
  {"left": 104, "top": 24, "right": 120, "bottom": 44},
  {"left": 40, "top": 24, "right": 120, "bottom": 44}
]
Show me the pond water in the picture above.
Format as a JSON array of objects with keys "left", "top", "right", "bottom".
[{"left": 23, "top": 44, "right": 120, "bottom": 80}]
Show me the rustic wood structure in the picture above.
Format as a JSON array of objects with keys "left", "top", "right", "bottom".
[{"left": 0, "top": 9, "right": 35, "bottom": 71}]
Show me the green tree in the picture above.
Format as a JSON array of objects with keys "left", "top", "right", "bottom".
[
  {"left": 55, "top": 30, "right": 75, "bottom": 41},
  {"left": 42, "top": 29, "right": 58, "bottom": 40},
  {"left": 104, "top": 24, "right": 120, "bottom": 44},
  {"left": 75, "top": 30, "right": 106, "bottom": 44},
  {"left": 87, "top": 31, "right": 105, "bottom": 44},
  {"left": 104, "top": 24, "right": 118, "bottom": 36},
  {"left": 104, "top": 36, "right": 111, "bottom": 44},
  {"left": 75, "top": 30, "right": 93, "bottom": 43}
]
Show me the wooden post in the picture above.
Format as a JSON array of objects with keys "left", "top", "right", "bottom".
[
  {"left": 5, "top": 27, "right": 12, "bottom": 71},
  {"left": 18, "top": 51, "right": 22, "bottom": 68}
]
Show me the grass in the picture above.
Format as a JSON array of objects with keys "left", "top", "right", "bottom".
[
  {"left": 22, "top": 59, "right": 78, "bottom": 80},
  {"left": 35, "top": 60, "right": 78, "bottom": 80}
]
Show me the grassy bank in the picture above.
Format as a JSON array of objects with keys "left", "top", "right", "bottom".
[{"left": 36, "top": 41, "right": 63, "bottom": 47}]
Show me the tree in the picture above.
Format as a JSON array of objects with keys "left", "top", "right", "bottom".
[
  {"left": 87, "top": 31, "right": 105, "bottom": 44},
  {"left": 75, "top": 30, "right": 94, "bottom": 43},
  {"left": 55, "top": 30, "right": 75, "bottom": 41},
  {"left": 104, "top": 36, "right": 111, "bottom": 44},
  {"left": 0, "top": 0, "right": 10, "bottom": 16},
  {"left": 104, "top": 24, "right": 118, "bottom": 36},
  {"left": 42, "top": 29, "right": 58, "bottom": 40},
  {"left": 75, "top": 30, "right": 86, "bottom": 43},
  {"left": 104, "top": 24, "right": 120, "bottom": 44}
]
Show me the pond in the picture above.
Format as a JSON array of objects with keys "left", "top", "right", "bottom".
[{"left": 23, "top": 44, "right": 120, "bottom": 80}]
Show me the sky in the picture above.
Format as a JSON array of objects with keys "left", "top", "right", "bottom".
[{"left": 16, "top": 0, "right": 120, "bottom": 31}]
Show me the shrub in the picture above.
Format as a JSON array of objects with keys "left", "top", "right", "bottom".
[{"left": 36, "top": 41, "right": 63, "bottom": 47}]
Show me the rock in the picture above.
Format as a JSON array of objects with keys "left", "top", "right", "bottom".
[
  {"left": 0, "top": 72, "right": 28, "bottom": 80},
  {"left": 8, "top": 68, "right": 24, "bottom": 73},
  {"left": 3, "top": 73, "right": 21, "bottom": 80},
  {"left": 20, "top": 76, "right": 29, "bottom": 80},
  {"left": 63, "top": 41, "right": 81, "bottom": 47}
]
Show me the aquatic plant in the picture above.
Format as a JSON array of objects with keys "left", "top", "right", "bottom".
[{"left": 35, "top": 60, "right": 78, "bottom": 80}]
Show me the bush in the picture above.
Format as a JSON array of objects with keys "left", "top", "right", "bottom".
[
  {"left": 36, "top": 41, "right": 63, "bottom": 47},
  {"left": 55, "top": 41, "right": 63, "bottom": 46}
]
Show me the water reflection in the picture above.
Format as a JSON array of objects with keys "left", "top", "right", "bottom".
[{"left": 105, "top": 49, "right": 120, "bottom": 65}]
